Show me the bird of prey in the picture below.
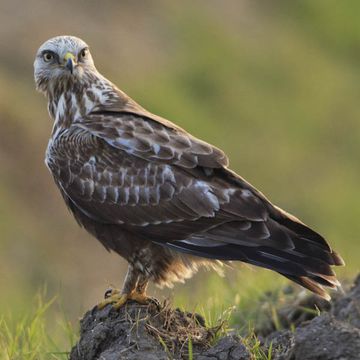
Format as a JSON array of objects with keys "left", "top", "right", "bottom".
[{"left": 34, "top": 35, "right": 344, "bottom": 307}]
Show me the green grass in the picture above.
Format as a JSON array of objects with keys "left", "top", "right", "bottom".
[{"left": 0, "top": 292, "right": 75, "bottom": 360}]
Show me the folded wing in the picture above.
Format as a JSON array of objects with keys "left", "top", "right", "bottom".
[{"left": 46, "top": 108, "right": 344, "bottom": 299}]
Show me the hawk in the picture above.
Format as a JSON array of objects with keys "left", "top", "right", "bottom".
[{"left": 34, "top": 36, "right": 344, "bottom": 307}]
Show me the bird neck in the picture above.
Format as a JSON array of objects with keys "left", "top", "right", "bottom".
[{"left": 47, "top": 73, "right": 119, "bottom": 135}]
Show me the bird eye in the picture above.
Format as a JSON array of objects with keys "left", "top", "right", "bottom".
[
  {"left": 43, "top": 52, "right": 54, "bottom": 62},
  {"left": 79, "top": 48, "right": 88, "bottom": 61}
]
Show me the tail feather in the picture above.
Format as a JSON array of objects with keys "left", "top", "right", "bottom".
[
  {"left": 165, "top": 213, "right": 344, "bottom": 299},
  {"left": 331, "top": 250, "right": 346, "bottom": 266},
  {"left": 272, "top": 206, "right": 332, "bottom": 252},
  {"left": 281, "top": 274, "right": 332, "bottom": 301}
]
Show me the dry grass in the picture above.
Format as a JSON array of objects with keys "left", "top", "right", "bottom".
[{"left": 143, "top": 300, "right": 219, "bottom": 358}]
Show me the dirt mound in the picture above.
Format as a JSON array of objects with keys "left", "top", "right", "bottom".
[
  {"left": 70, "top": 275, "right": 360, "bottom": 360},
  {"left": 263, "top": 275, "right": 360, "bottom": 359},
  {"left": 69, "top": 300, "right": 226, "bottom": 360}
]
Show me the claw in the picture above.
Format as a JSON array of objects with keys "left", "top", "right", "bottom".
[
  {"left": 97, "top": 293, "right": 127, "bottom": 309},
  {"left": 104, "top": 288, "right": 120, "bottom": 299},
  {"left": 97, "top": 289, "right": 152, "bottom": 310}
]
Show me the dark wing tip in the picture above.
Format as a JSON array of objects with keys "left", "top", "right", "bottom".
[
  {"left": 331, "top": 250, "right": 345, "bottom": 266},
  {"left": 282, "top": 274, "right": 333, "bottom": 301},
  {"left": 297, "top": 276, "right": 332, "bottom": 301}
]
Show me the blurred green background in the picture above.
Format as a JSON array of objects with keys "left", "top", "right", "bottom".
[{"left": 0, "top": 0, "right": 359, "bottom": 346}]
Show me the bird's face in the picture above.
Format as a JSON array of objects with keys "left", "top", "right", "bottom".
[{"left": 34, "top": 35, "right": 96, "bottom": 94}]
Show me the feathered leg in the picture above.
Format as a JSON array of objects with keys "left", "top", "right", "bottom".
[
  {"left": 121, "top": 264, "right": 140, "bottom": 294},
  {"left": 136, "top": 274, "right": 149, "bottom": 295}
]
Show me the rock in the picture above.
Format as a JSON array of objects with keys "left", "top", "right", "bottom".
[
  {"left": 266, "top": 330, "right": 294, "bottom": 358},
  {"left": 278, "top": 314, "right": 360, "bottom": 360},
  {"left": 69, "top": 303, "right": 169, "bottom": 360},
  {"left": 331, "top": 274, "right": 360, "bottom": 329},
  {"left": 197, "top": 335, "right": 250, "bottom": 360},
  {"left": 70, "top": 275, "right": 360, "bottom": 360},
  {"left": 267, "top": 275, "right": 360, "bottom": 360},
  {"left": 69, "top": 300, "right": 221, "bottom": 360}
]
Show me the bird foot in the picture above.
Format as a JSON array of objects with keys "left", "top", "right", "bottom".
[{"left": 97, "top": 288, "right": 153, "bottom": 310}]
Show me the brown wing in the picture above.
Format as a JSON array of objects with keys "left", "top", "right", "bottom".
[
  {"left": 74, "top": 112, "right": 228, "bottom": 170},
  {"left": 47, "top": 129, "right": 216, "bottom": 228},
  {"left": 46, "top": 124, "right": 261, "bottom": 233},
  {"left": 47, "top": 108, "right": 343, "bottom": 299}
]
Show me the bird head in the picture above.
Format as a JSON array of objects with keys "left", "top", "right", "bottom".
[{"left": 34, "top": 35, "right": 96, "bottom": 94}]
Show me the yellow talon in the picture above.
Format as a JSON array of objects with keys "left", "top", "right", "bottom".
[
  {"left": 126, "top": 292, "right": 151, "bottom": 305},
  {"left": 112, "top": 294, "right": 130, "bottom": 309},
  {"left": 97, "top": 289, "right": 151, "bottom": 310},
  {"left": 97, "top": 293, "right": 127, "bottom": 310}
]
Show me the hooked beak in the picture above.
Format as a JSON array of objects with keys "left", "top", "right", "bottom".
[{"left": 64, "top": 52, "right": 76, "bottom": 74}]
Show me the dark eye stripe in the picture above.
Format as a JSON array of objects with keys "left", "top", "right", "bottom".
[{"left": 40, "top": 50, "right": 55, "bottom": 57}]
